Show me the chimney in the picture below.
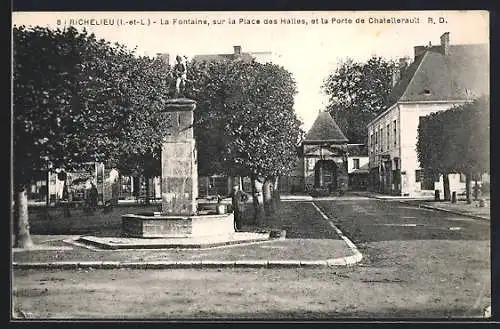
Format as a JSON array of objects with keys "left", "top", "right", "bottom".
[
  {"left": 391, "top": 67, "right": 400, "bottom": 88},
  {"left": 399, "top": 57, "right": 409, "bottom": 79},
  {"left": 156, "top": 53, "right": 170, "bottom": 66},
  {"left": 233, "top": 45, "right": 242, "bottom": 56},
  {"left": 440, "top": 32, "right": 450, "bottom": 55},
  {"left": 414, "top": 46, "right": 426, "bottom": 59}
]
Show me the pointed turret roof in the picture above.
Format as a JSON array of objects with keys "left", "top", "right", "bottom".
[{"left": 304, "top": 111, "right": 349, "bottom": 144}]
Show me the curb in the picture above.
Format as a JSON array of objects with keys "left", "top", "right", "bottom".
[
  {"left": 397, "top": 199, "right": 490, "bottom": 221},
  {"left": 14, "top": 203, "right": 364, "bottom": 270},
  {"left": 350, "top": 192, "right": 435, "bottom": 201},
  {"left": 76, "top": 235, "right": 272, "bottom": 250},
  {"left": 310, "top": 202, "right": 363, "bottom": 267},
  {"left": 418, "top": 204, "right": 490, "bottom": 221},
  {"left": 13, "top": 254, "right": 360, "bottom": 269}
]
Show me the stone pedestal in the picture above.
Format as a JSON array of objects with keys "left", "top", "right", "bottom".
[
  {"left": 121, "top": 98, "right": 236, "bottom": 239},
  {"left": 161, "top": 98, "right": 198, "bottom": 216},
  {"left": 122, "top": 213, "right": 235, "bottom": 238}
]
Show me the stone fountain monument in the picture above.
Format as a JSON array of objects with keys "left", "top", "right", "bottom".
[
  {"left": 121, "top": 98, "right": 236, "bottom": 238},
  {"left": 75, "top": 59, "right": 271, "bottom": 249}
]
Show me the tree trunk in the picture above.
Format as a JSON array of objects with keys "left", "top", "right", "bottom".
[
  {"left": 133, "top": 176, "right": 140, "bottom": 200},
  {"left": 13, "top": 184, "right": 34, "bottom": 249},
  {"left": 465, "top": 172, "right": 472, "bottom": 204},
  {"left": 46, "top": 171, "right": 50, "bottom": 207},
  {"left": 474, "top": 178, "right": 479, "bottom": 201},
  {"left": 144, "top": 176, "right": 150, "bottom": 205},
  {"left": 272, "top": 176, "right": 281, "bottom": 213},
  {"left": 443, "top": 173, "right": 451, "bottom": 201},
  {"left": 62, "top": 178, "right": 71, "bottom": 218},
  {"left": 262, "top": 179, "right": 273, "bottom": 217},
  {"left": 250, "top": 174, "right": 262, "bottom": 224}
]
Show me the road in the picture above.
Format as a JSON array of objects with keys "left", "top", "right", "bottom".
[
  {"left": 12, "top": 196, "right": 491, "bottom": 319},
  {"left": 314, "top": 197, "right": 489, "bottom": 243}
]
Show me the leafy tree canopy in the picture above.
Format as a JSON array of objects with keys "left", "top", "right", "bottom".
[
  {"left": 13, "top": 25, "right": 173, "bottom": 184},
  {"left": 186, "top": 59, "right": 304, "bottom": 180},
  {"left": 323, "top": 56, "right": 397, "bottom": 144},
  {"left": 417, "top": 95, "right": 489, "bottom": 176}
]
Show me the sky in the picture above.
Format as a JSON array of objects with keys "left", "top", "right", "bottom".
[{"left": 12, "top": 11, "right": 489, "bottom": 131}]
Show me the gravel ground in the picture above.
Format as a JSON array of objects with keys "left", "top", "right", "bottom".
[
  {"left": 12, "top": 198, "right": 490, "bottom": 319},
  {"left": 12, "top": 254, "right": 489, "bottom": 320}
]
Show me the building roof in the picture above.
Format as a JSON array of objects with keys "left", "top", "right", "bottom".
[
  {"left": 387, "top": 43, "right": 489, "bottom": 105},
  {"left": 347, "top": 144, "right": 368, "bottom": 156},
  {"left": 304, "top": 111, "right": 349, "bottom": 144},
  {"left": 192, "top": 53, "right": 255, "bottom": 63},
  {"left": 192, "top": 45, "right": 274, "bottom": 64}
]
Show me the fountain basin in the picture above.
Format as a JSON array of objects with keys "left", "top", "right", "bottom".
[{"left": 122, "top": 213, "right": 235, "bottom": 238}]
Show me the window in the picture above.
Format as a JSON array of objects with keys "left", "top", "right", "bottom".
[
  {"left": 353, "top": 158, "right": 360, "bottom": 169},
  {"left": 393, "top": 120, "right": 397, "bottom": 146},
  {"left": 460, "top": 173, "right": 466, "bottom": 183},
  {"left": 386, "top": 124, "right": 390, "bottom": 150},
  {"left": 380, "top": 128, "right": 383, "bottom": 151},
  {"left": 415, "top": 170, "right": 422, "bottom": 183},
  {"left": 308, "top": 159, "right": 315, "bottom": 170}
]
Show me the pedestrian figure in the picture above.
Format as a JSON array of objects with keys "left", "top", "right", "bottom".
[
  {"left": 88, "top": 182, "right": 99, "bottom": 213},
  {"left": 473, "top": 183, "right": 481, "bottom": 201},
  {"left": 231, "top": 185, "right": 249, "bottom": 231},
  {"left": 174, "top": 55, "right": 187, "bottom": 96}
]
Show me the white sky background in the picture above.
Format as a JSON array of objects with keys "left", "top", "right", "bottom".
[{"left": 12, "top": 11, "right": 489, "bottom": 131}]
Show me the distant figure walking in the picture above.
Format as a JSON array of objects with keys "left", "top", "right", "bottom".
[
  {"left": 174, "top": 55, "right": 187, "bottom": 96},
  {"left": 88, "top": 182, "right": 99, "bottom": 213},
  {"left": 231, "top": 185, "right": 249, "bottom": 231}
]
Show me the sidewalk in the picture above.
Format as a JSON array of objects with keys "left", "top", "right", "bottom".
[
  {"left": 411, "top": 200, "right": 490, "bottom": 221},
  {"left": 13, "top": 201, "right": 363, "bottom": 269},
  {"left": 280, "top": 194, "right": 313, "bottom": 201},
  {"left": 12, "top": 234, "right": 360, "bottom": 269},
  {"left": 351, "top": 191, "right": 434, "bottom": 201},
  {"left": 352, "top": 191, "right": 490, "bottom": 221}
]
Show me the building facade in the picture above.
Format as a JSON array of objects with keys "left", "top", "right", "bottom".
[
  {"left": 192, "top": 45, "right": 277, "bottom": 64},
  {"left": 279, "top": 111, "right": 369, "bottom": 194},
  {"left": 367, "top": 32, "right": 489, "bottom": 196},
  {"left": 347, "top": 145, "right": 369, "bottom": 191},
  {"left": 289, "top": 111, "right": 350, "bottom": 194}
]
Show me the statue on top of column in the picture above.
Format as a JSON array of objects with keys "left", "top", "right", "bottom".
[{"left": 174, "top": 55, "right": 188, "bottom": 97}]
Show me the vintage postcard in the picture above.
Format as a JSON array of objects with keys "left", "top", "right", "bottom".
[{"left": 11, "top": 10, "right": 490, "bottom": 320}]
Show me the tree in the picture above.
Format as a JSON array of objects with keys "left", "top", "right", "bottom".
[
  {"left": 417, "top": 96, "right": 489, "bottom": 203},
  {"left": 116, "top": 150, "right": 161, "bottom": 205},
  {"left": 453, "top": 96, "right": 489, "bottom": 203},
  {"left": 417, "top": 113, "right": 452, "bottom": 200},
  {"left": 323, "top": 56, "right": 397, "bottom": 144},
  {"left": 110, "top": 54, "right": 175, "bottom": 204},
  {"left": 184, "top": 59, "right": 234, "bottom": 177},
  {"left": 187, "top": 59, "right": 303, "bottom": 221},
  {"left": 13, "top": 26, "right": 172, "bottom": 248}
]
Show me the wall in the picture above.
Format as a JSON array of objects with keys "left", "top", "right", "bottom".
[
  {"left": 367, "top": 105, "right": 401, "bottom": 194},
  {"left": 435, "top": 173, "right": 465, "bottom": 197},
  {"left": 347, "top": 156, "right": 369, "bottom": 174},
  {"left": 367, "top": 104, "right": 401, "bottom": 170},
  {"left": 250, "top": 52, "right": 280, "bottom": 64},
  {"left": 399, "top": 102, "right": 466, "bottom": 195}
]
